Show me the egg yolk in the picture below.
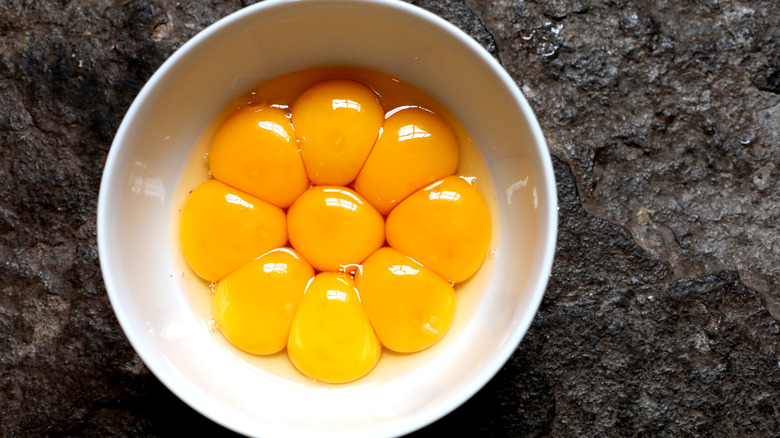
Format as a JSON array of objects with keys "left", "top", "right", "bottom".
[
  {"left": 214, "top": 248, "right": 314, "bottom": 355},
  {"left": 209, "top": 106, "right": 309, "bottom": 208},
  {"left": 287, "top": 273, "right": 381, "bottom": 383},
  {"left": 287, "top": 186, "right": 384, "bottom": 272},
  {"left": 386, "top": 176, "right": 491, "bottom": 283},
  {"left": 355, "top": 107, "right": 459, "bottom": 215},
  {"left": 355, "top": 247, "right": 455, "bottom": 353},
  {"left": 180, "top": 179, "right": 287, "bottom": 282},
  {"left": 291, "top": 79, "right": 384, "bottom": 186}
]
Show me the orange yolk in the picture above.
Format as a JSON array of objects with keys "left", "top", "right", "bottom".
[
  {"left": 214, "top": 248, "right": 314, "bottom": 355},
  {"left": 180, "top": 179, "right": 287, "bottom": 282},
  {"left": 291, "top": 79, "right": 384, "bottom": 186},
  {"left": 287, "top": 273, "right": 381, "bottom": 383},
  {"left": 287, "top": 186, "right": 384, "bottom": 272},
  {"left": 209, "top": 106, "right": 309, "bottom": 208},
  {"left": 355, "top": 107, "right": 459, "bottom": 215},
  {"left": 355, "top": 247, "right": 454, "bottom": 353},
  {"left": 386, "top": 176, "right": 491, "bottom": 283}
]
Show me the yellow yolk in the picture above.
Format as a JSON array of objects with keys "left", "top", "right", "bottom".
[
  {"left": 287, "top": 273, "right": 381, "bottom": 383},
  {"left": 287, "top": 186, "right": 384, "bottom": 272},
  {"left": 213, "top": 248, "right": 314, "bottom": 355},
  {"left": 291, "top": 80, "right": 384, "bottom": 186},
  {"left": 386, "top": 176, "right": 490, "bottom": 283},
  {"left": 209, "top": 106, "right": 309, "bottom": 208},
  {"left": 355, "top": 107, "right": 459, "bottom": 215},
  {"left": 180, "top": 180, "right": 287, "bottom": 282},
  {"left": 355, "top": 247, "right": 454, "bottom": 353}
]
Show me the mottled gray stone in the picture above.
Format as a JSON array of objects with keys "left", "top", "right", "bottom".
[{"left": 0, "top": 0, "right": 778, "bottom": 436}]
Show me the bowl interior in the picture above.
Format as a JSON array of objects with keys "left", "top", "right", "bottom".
[{"left": 98, "top": 1, "right": 556, "bottom": 436}]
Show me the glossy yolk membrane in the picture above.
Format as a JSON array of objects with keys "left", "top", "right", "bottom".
[
  {"left": 179, "top": 75, "right": 491, "bottom": 384},
  {"left": 288, "top": 273, "right": 381, "bottom": 383},
  {"left": 214, "top": 248, "right": 314, "bottom": 355},
  {"left": 287, "top": 186, "right": 384, "bottom": 272},
  {"left": 356, "top": 247, "right": 455, "bottom": 353},
  {"left": 355, "top": 107, "right": 459, "bottom": 215},
  {"left": 180, "top": 179, "right": 286, "bottom": 282},
  {"left": 209, "top": 106, "right": 309, "bottom": 208},
  {"left": 387, "top": 176, "right": 491, "bottom": 283},
  {"left": 292, "top": 79, "right": 384, "bottom": 186}
]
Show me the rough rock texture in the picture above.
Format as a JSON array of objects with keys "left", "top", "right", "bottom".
[{"left": 0, "top": 0, "right": 777, "bottom": 436}]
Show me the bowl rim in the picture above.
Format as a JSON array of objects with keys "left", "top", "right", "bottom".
[{"left": 97, "top": 0, "right": 558, "bottom": 436}]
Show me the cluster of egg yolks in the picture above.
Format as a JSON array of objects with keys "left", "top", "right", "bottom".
[{"left": 179, "top": 79, "right": 491, "bottom": 383}]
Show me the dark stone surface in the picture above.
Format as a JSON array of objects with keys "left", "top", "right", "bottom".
[{"left": 0, "top": 0, "right": 777, "bottom": 436}]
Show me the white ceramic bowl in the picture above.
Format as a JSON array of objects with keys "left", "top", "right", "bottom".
[{"left": 97, "top": 0, "right": 557, "bottom": 436}]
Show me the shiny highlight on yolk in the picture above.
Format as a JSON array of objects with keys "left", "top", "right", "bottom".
[
  {"left": 292, "top": 80, "right": 384, "bottom": 186},
  {"left": 214, "top": 248, "right": 314, "bottom": 355},
  {"left": 287, "top": 273, "right": 381, "bottom": 383},
  {"left": 355, "top": 107, "right": 459, "bottom": 215},
  {"left": 386, "top": 176, "right": 491, "bottom": 283},
  {"left": 180, "top": 179, "right": 287, "bottom": 282},
  {"left": 287, "top": 186, "right": 384, "bottom": 272},
  {"left": 209, "top": 106, "right": 309, "bottom": 208},
  {"left": 356, "top": 247, "right": 454, "bottom": 353}
]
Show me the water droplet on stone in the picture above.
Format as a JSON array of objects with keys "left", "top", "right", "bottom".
[{"left": 538, "top": 42, "right": 558, "bottom": 57}]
